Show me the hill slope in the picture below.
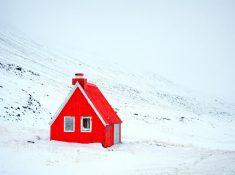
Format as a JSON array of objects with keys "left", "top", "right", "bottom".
[{"left": 0, "top": 24, "right": 235, "bottom": 175}]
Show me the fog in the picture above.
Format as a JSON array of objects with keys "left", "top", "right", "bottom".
[{"left": 0, "top": 0, "right": 235, "bottom": 102}]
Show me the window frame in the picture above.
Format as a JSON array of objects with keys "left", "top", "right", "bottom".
[
  {"left": 81, "top": 116, "right": 92, "bottom": 132},
  {"left": 64, "top": 116, "right": 75, "bottom": 132}
]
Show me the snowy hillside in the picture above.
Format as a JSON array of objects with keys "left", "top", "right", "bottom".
[{"left": 0, "top": 24, "right": 235, "bottom": 174}]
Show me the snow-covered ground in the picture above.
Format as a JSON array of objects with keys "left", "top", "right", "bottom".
[{"left": 0, "top": 24, "right": 235, "bottom": 174}]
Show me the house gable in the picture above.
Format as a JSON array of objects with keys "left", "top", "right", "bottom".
[
  {"left": 50, "top": 86, "right": 105, "bottom": 143},
  {"left": 49, "top": 82, "right": 107, "bottom": 126}
]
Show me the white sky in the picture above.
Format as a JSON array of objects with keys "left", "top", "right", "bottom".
[{"left": 0, "top": 0, "right": 235, "bottom": 102}]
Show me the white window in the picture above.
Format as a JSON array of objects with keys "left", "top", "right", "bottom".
[
  {"left": 64, "top": 116, "right": 75, "bottom": 132},
  {"left": 81, "top": 116, "right": 92, "bottom": 132}
]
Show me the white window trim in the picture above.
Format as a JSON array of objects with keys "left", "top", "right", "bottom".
[
  {"left": 64, "top": 116, "right": 75, "bottom": 132},
  {"left": 81, "top": 116, "right": 92, "bottom": 132}
]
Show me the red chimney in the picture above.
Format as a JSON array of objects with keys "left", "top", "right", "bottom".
[{"left": 72, "top": 73, "right": 87, "bottom": 89}]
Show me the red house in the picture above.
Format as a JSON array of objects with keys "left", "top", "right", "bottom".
[{"left": 49, "top": 73, "right": 122, "bottom": 147}]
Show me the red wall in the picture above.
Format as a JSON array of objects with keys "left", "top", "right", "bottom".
[
  {"left": 50, "top": 88, "right": 106, "bottom": 145},
  {"left": 102, "top": 124, "right": 114, "bottom": 147}
]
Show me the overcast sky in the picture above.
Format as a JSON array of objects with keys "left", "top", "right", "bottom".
[{"left": 0, "top": 0, "right": 235, "bottom": 102}]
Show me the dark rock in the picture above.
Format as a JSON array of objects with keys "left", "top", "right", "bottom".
[
  {"left": 15, "top": 67, "right": 22, "bottom": 71},
  {"left": 162, "top": 117, "right": 170, "bottom": 120},
  {"left": 27, "top": 140, "right": 35, "bottom": 144},
  {"left": 180, "top": 116, "right": 185, "bottom": 122}
]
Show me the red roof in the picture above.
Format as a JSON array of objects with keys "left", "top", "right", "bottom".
[{"left": 85, "top": 83, "right": 122, "bottom": 124}]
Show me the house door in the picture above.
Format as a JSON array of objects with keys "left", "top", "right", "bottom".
[{"left": 114, "top": 124, "right": 120, "bottom": 144}]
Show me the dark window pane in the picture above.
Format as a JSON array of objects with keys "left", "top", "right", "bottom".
[{"left": 83, "top": 118, "right": 90, "bottom": 129}]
